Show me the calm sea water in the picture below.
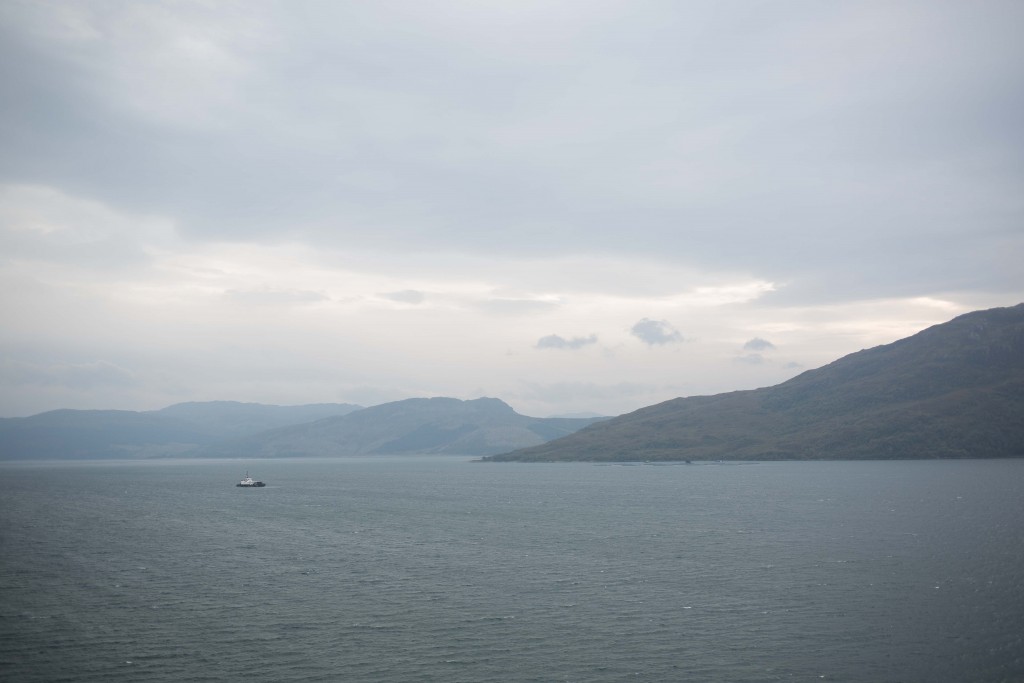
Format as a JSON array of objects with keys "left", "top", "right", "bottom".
[{"left": 1, "top": 457, "right": 1022, "bottom": 682}]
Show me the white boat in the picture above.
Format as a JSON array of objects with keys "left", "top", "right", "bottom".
[{"left": 236, "top": 472, "right": 266, "bottom": 487}]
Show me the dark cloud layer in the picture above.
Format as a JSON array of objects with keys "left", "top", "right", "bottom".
[{"left": 0, "top": 2, "right": 1020, "bottom": 304}]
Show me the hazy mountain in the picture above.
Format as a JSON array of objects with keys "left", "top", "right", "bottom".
[
  {"left": 199, "top": 397, "right": 607, "bottom": 458},
  {"left": 0, "top": 401, "right": 363, "bottom": 459},
  {"left": 0, "top": 409, "right": 214, "bottom": 459},
  {"left": 486, "top": 303, "right": 1024, "bottom": 462},
  {"left": 154, "top": 401, "right": 362, "bottom": 439}
]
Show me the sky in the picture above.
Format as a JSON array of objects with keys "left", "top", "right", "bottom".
[{"left": 1, "top": 0, "right": 1022, "bottom": 418}]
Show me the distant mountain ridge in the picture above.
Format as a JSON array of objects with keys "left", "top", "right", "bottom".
[
  {"left": 0, "top": 401, "right": 363, "bottom": 459},
  {"left": 198, "top": 397, "right": 608, "bottom": 458},
  {"left": 0, "top": 398, "right": 605, "bottom": 460},
  {"left": 486, "top": 303, "right": 1024, "bottom": 462},
  {"left": 155, "top": 401, "right": 363, "bottom": 439}
]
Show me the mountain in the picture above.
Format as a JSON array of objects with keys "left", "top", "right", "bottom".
[
  {"left": 154, "top": 401, "right": 362, "bottom": 439},
  {"left": 0, "top": 409, "right": 215, "bottom": 459},
  {"left": 0, "top": 401, "right": 363, "bottom": 459},
  {"left": 198, "top": 397, "right": 607, "bottom": 458},
  {"left": 485, "top": 303, "right": 1024, "bottom": 462}
]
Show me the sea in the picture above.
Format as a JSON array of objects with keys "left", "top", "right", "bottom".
[{"left": 1, "top": 457, "right": 1022, "bottom": 683}]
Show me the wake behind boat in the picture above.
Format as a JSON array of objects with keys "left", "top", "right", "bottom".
[{"left": 236, "top": 472, "right": 266, "bottom": 487}]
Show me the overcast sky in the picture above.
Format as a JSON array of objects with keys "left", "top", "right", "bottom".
[{"left": 1, "top": 1, "right": 1021, "bottom": 417}]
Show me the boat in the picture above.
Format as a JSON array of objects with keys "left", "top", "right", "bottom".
[{"left": 236, "top": 472, "right": 266, "bottom": 487}]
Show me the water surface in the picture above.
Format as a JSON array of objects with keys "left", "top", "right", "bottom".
[{"left": 1, "top": 457, "right": 1022, "bottom": 681}]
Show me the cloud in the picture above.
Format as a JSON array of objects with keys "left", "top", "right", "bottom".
[
  {"left": 0, "top": 2, "right": 1021, "bottom": 419},
  {"left": 743, "top": 337, "right": 776, "bottom": 351},
  {"left": 478, "top": 297, "right": 561, "bottom": 315},
  {"left": 224, "top": 289, "right": 329, "bottom": 306},
  {"left": 736, "top": 337, "right": 776, "bottom": 365},
  {"left": 536, "top": 334, "right": 598, "bottom": 350},
  {"left": 0, "top": 3, "right": 1020, "bottom": 306},
  {"left": 630, "top": 319, "right": 683, "bottom": 345},
  {"left": 382, "top": 289, "right": 426, "bottom": 304},
  {"left": 0, "top": 184, "right": 177, "bottom": 272}
]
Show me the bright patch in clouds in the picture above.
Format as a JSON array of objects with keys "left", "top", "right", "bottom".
[{"left": 0, "top": 182, "right": 1011, "bottom": 416}]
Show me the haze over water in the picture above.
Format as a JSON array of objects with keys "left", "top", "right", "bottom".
[{"left": 1, "top": 457, "right": 1022, "bottom": 682}]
